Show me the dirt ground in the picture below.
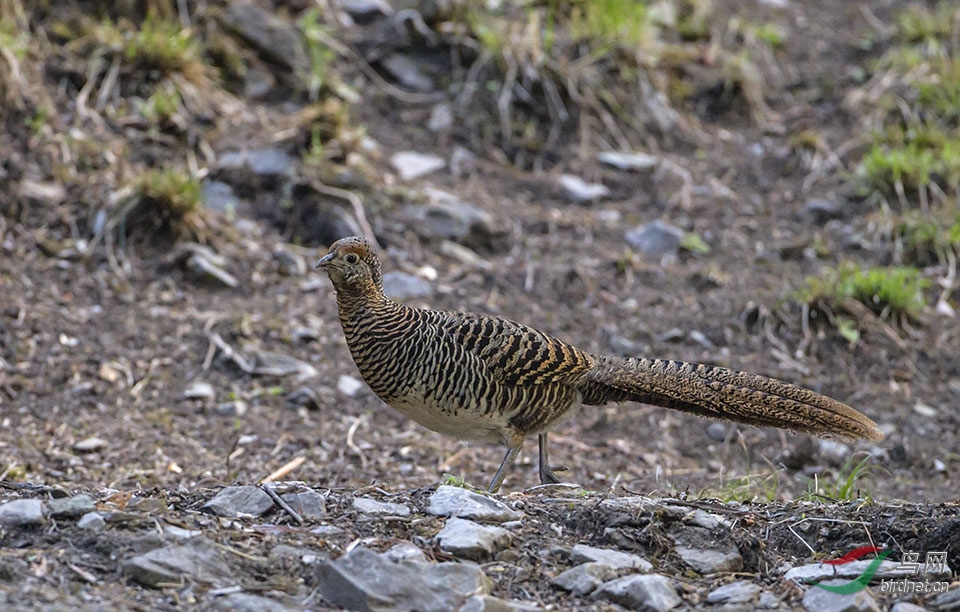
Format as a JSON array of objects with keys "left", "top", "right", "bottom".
[{"left": 1, "top": 0, "right": 959, "bottom": 609}]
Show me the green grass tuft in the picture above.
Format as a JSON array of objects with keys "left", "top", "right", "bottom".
[{"left": 797, "top": 262, "right": 929, "bottom": 320}]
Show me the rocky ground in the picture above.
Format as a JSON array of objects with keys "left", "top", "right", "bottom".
[{"left": 1, "top": 0, "right": 959, "bottom": 610}]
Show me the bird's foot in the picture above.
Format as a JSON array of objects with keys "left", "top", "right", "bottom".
[{"left": 539, "top": 464, "right": 568, "bottom": 485}]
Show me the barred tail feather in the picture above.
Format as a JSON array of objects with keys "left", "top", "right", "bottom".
[{"left": 586, "top": 356, "right": 885, "bottom": 442}]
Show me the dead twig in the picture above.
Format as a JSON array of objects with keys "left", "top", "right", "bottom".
[
  {"left": 346, "top": 414, "right": 369, "bottom": 469},
  {"left": 261, "top": 483, "right": 304, "bottom": 525},
  {"left": 261, "top": 456, "right": 306, "bottom": 483}
]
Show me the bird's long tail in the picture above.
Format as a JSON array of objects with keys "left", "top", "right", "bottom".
[{"left": 582, "top": 355, "right": 885, "bottom": 441}]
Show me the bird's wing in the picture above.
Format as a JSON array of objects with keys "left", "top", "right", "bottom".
[{"left": 434, "top": 311, "right": 594, "bottom": 386}]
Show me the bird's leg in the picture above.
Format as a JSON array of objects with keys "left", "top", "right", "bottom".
[
  {"left": 538, "top": 433, "right": 568, "bottom": 485},
  {"left": 488, "top": 443, "right": 521, "bottom": 494}
]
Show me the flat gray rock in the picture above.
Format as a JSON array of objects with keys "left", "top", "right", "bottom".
[
  {"left": 625, "top": 220, "right": 685, "bottom": 260},
  {"left": 675, "top": 544, "right": 742, "bottom": 575},
  {"left": 426, "top": 485, "right": 523, "bottom": 523},
  {"left": 0, "top": 499, "right": 44, "bottom": 526},
  {"left": 571, "top": 544, "right": 653, "bottom": 571},
  {"left": 436, "top": 517, "right": 511, "bottom": 561},
  {"left": 414, "top": 191, "right": 501, "bottom": 250},
  {"left": 47, "top": 494, "right": 96, "bottom": 519},
  {"left": 551, "top": 562, "right": 617, "bottom": 596},
  {"left": 598, "top": 151, "right": 658, "bottom": 171},
  {"left": 77, "top": 511, "right": 105, "bottom": 530},
  {"left": 314, "top": 545, "right": 490, "bottom": 612},
  {"left": 123, "top": 538, "right": 231, "bottom": 588},
  {"left": 558, "top": 174, "right": 610, "bottom": 201},
  {"left": 707, "top": 580, "right": 761, "bottom": 604},
  {"left": 353, "top": 496, "right": 411, "bottom": 517},
  {"left": 391, "top": 151, "right": 445, "bottom": 181},
  {"left": 221, "top": 4, "right": 309, "bottom": 76},
  {"left": 459, "top": 594, "right": 543, "bottom": 611},
  {"left": 281, "top": 490, "right": 327, "bottom": 521},
  {"left": 801, "top": 579, "right": 881, "bottom": 612},
  {"left": 382, "top": 271, "right": 432, "bottom": 300},
  {"left": 593, "top": 574, "right": 682, "bottom": 611},
  {"left": 210, "top": 592, "right": 299, "bottom": 612},
  {"left": 204, "top": 486, "right": 274, "bottom": 519},
  {"left": 250, "top": 351, "right": 318, "bottom": 379},
  {"left": 785, "top": 558, "right": 951, "bottom": 583}
]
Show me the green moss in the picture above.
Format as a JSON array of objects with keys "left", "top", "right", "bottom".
[
  {"left": 137, "top": 168, "right": 201, "bottom": 218},
  {"left": 797, "top": 261, "right": 929, "bottom": 320},
  {"left": 570, "top": 0, "right": 654, "bottom": 49}
]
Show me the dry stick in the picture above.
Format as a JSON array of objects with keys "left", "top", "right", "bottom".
[
  {"left": 346, "top": 415, "right": 369, "bottom": 469},
  {"left": 261, "top": 484, "right": 304, "bottom": 525},
  {"left": 262, "top": 456, "right": 306, "bottom": 483},
  {"left": 309, "top": 182, "right": 380, "bottom": 251}
]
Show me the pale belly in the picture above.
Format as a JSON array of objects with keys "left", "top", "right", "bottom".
[{"left": 386, "top": 392, "right": 508, "bottom": 443}]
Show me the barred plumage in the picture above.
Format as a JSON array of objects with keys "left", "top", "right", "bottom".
[{"left": 317, "top": 236, "right": 884, "bottom": 493}]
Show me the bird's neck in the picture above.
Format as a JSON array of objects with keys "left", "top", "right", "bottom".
[{"left": 334, "top": 281, "right": 399, "bottom": 327}]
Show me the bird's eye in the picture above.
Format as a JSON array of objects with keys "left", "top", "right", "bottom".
[{"left": 344, "top": 253, "right": 359, "bottom": 264}]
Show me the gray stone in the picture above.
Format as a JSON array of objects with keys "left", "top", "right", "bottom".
[
  {"left": 380, "top": 53, "right": 435, "bottom": 92},
  {"left": 801, "top": 579, "right": 880, "bottom": 612},
  {"left": 162, "top": 525, "right": 201, "bottom": 540},
  {"left": 686, "top": 509, "right": 723, "bottom": 530},
  {"left": 759, "top": 591, "right": 782, "bottom": 608},
  {"left": 391, "top": 151, "right": 445, "bottom": 181},
  {"left": 47, "top": 494, "right": 96, "bottom": 518},
  {"left": 450, "top": 145, "right": 478, "bottom": 178},
  {"left": 890, "top": 604, "right": 928, "bottom": 612},
  {"left": 73, "top": 437, "right": 107, "bottom": 452},
  {"left": 215, "top": 400, "right": 247, "bottom": 417},
  {"left": 551, "top": 562, "right": 617, "bottom": 596},
  {"left": 625, "top": 220, "right": 685, "bottom": 260},
  {"left": 77, "top": 511, "right": 106, "bottom": 530},
  {"left": 426, "top": 485, "right": 524, "bottom": 522},
  {"left": 932, "top": 586, "right": 960, "bottom": 609},
  {"left": 675, "top": 544, "right": 742, "bottom": 575},
  {"left": 593, "top": 574, "right": 682, "bottom": 611},
  {"left": 187, "top": 253, "right": 239, "bottom": 288},
  {"left": 203, "top": 486, "right": 274, "bottom": 519},
  {"left": 0, "top": 499, "right": 44, "bottom": 526},
  {"left": 382, "top": 271, "right": 432, "bottom": 300},
  {"left": 285, "top": 387, "right": 320, "bottom": 411},
  {"left": 273, "top": 248, "right": 306, "bottom": 277},
  {"left": 597, "top": 496, "right": 658, "bottom": 514},
  {"left": 183, "top": 381, "right": 215, "bottom": 401},
  {"left": 598, "top": 151, "right": 658, "bottom": 171},
  {"left": 459, "top": 594, "right": 543, "bottom": 612},
  {"left": 415, "top": 193, "right": 499, "bottom": 250},
  {"left": 384, "top": 542, "right": 427, "bottom": 564},
  {"left": 353, "top": 496, "right": 411, "bottom": 517},
  {"left": 218, "top": 148, "right": 297, "bottom": 176},
  {"left": 342, "top": 0, "right": 388, "bottom": 24},
  {"left": 222, "top": 3, "right": 309, "bottom": 76},
  {"left": 558, "top": 174, "right": 610, "bottom": 201},
  {"left": 800, "top": 198, "right": 843, "bottom": 224},
  {"left": 707, "top": 580, "right": 761, "bottom": 604},
  {"left": 571, "top": 544, "right": 653, "bottom": 571},
  {"left": 250, "top": 351, "right": 318, "bottom": 380},
  {"left": 337, "top": 374, "right": 365, "bottom": 397},
  {"left": 281, "top": 490, "right": 327, "bottom": 521},
  {"left": 314, "top": 545, "right": 491, "bottom": 612},
  {"left": 785, "top": 557, "right": 951, "bottom": 583},
  {"left": 123, "top": 538, "right": 232, "bottom": 588},
  {"left": 201, "top": 180, "right": 242, "bottom": 216},
  {"left": 436, "top": 517, "right": 511, "bottom": 561},
  {"left": 817, "top": 439, "right": 853, "bottom": 467},
  {"left": 427, "top": 103, "right": 453, "bottom": 132},
  {"left": 210, "top": 592, "right": 299, "bottom": 612}
]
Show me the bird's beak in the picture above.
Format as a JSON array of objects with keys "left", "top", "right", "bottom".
[{"left": 315, "top": 251, "right": 335, "bottom": 269}]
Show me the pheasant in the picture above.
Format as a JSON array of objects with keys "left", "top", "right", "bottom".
[{"left": 316, "top": 236, "right": 884, "bottom": 493}]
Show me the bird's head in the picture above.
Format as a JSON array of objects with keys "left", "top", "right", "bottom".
[{"left": 316, "top": 236, "right": 383, "bottom": 293}]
